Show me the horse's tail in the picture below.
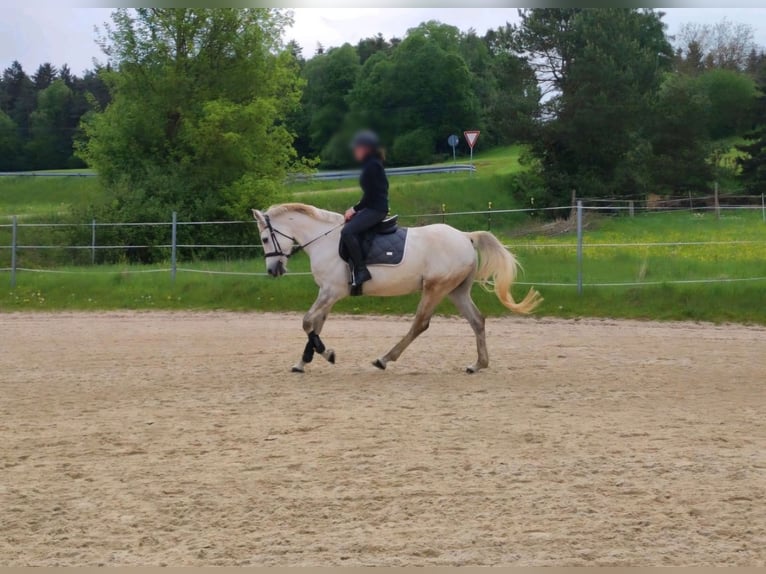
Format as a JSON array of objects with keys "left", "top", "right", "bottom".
[{"left": 465, "top": 231, "right": 543, "bottom": 315}]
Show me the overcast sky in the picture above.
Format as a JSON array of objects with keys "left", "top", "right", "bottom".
[{"left": 3, "top": 7, "right": 766, "bottom": 75}]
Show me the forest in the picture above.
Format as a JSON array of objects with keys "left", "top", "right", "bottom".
[{"left": 3, "top": 8, "right": 766, "bottom": 217}]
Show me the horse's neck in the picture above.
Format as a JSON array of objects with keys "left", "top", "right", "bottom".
[{"left": 286, "top": 213, "right": 342, "bottom": 259}]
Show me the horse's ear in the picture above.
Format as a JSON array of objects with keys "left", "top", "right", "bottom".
[{"left": 251, "top": 209, "right": 266, "bottom": 227}]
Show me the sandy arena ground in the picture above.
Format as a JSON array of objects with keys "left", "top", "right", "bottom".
[{"left": 1, "top": 311, "right": 764, "bottom": 566}]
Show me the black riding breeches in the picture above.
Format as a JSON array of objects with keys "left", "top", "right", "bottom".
[
  {"left": 341, "top": 208, "right": 387, "bottom": 237},
  {"left": 340, "top": 208, "right": 387, "bottom": 268}
]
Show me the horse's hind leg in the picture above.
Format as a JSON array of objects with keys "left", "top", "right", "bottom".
[
  {"left": 448, "top": 276, "right": 488, "bottom": 373},
  {"left": 292, "top": 289, "right": 342, "bottom": 373},
  {"left": 373, "top": 283, "right": 447, "bottom": 370}
]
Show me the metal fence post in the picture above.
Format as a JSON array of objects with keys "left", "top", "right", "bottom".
[
  {"left": 441, "top": 203, "right": 446, "bottom": 224},
  {"left": 10, "top": 215, "right": 17, "bottom": 288},
  {"left": 171, "top": 211, "right": 177, "bottom": 283},
  {"left": 629, "top": 200, "right": 635, "bottom": 218},
  {"left": 762, "top": 193, "right": 765, "bottom": 223},
  {"left": 576, "top": 201, "right": 583, "bottom": 296},
  {"left": 91, "top": 218, "right": 96, "bottom": 265},
  {"left": 487, "top": 201, "right": 493, "bottom": 231},
  {"left": 714, "top": 182, "right": 720, "bottom": 220}
]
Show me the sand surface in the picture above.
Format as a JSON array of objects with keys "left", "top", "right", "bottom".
[{"left": 1, "top": 311, "right": 764, "bottom": 566}]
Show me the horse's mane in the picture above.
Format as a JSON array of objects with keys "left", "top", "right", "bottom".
[{"left": 266, "top": 203, "right": 343, "bottom": 224}]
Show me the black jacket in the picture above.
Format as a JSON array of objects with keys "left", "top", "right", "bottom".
[{"left": 354, "top": 155, "right": 389, "bottom": 213}]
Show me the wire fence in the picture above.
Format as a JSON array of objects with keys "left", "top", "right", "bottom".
[{"left": 1, "top": 199, "right": 765, "bottom": 291}]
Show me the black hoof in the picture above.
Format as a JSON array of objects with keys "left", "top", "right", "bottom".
[
  {"left": 372, "top": 359, "right": 386, "bottom": 370},
  {"left": 327, "top": 351, "right": 336, "bottom": 364},
  {"left": 291, "top": 366, "right": 304, "bottom": 373},
  {"left": 466, "top": 367, "right": 476, "bottom": 374}
]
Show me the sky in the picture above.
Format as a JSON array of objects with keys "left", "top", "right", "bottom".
[{"left": 3, "top": 7, "right": 766, "bottom": 75}]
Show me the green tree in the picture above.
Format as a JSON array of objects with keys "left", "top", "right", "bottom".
[
  {"left": 516, "top": 8, "right": 672, "bottom": 203},
  {"left": 356, "top": 34, "right": 391, "bottom": 65},
  {"left": 736, "top": 73, "right": 766, "bottom": 193},
  {"left": 27, "top": 80, "right": 75, "bottom": 169},
  {"left": 696, "top": 68, "right": 757, "bottom": 139},
  {"left": 78, "top": 8, "right": 301, "bottom": 225},
  {"left": 646, "top": 74, "right": 713, "bottom": 194},
  {"left": 479, "top": 25, "right": 540, "bottom": 145},
  {"left": 1, "top": 61, "right": 36, "bottom": 140},
  {"left": 300, "top": 43, "right": 360, "bottom": 165},
  {"left": 0, "top": 110, "right": 21, "bottom": 170},
  {"left": 32, "top": 63, "right": 58, "bottom": 91},
  {"left": 349, "top": 22, "right": 479, "bottom": 164}
]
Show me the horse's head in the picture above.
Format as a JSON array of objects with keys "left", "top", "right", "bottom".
[{"left": 251, "top": 208, "right": 296, "bottom": 277}]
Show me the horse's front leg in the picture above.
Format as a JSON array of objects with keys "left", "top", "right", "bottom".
[{"left": 291, "top": 289, "right": 341, "bottom": 373}]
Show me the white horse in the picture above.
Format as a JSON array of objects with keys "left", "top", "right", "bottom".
[{"left": 251, "top": 203, "right": 542, "bottom": 373}]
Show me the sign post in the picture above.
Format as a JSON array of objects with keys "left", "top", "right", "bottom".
[
  {"left": 464, "top": 130, "right": 480, "bottom": 163},
  {"left": 447, "top": 134, "right": 459, "bottom": 162}
]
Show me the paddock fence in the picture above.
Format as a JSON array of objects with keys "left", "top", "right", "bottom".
[{"left": 1, "top": 197, "right": 765, "bottom": 293}]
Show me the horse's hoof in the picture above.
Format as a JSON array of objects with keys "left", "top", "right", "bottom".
[
  {"left": 372, "top": 359, "right": 386, "bottom": 370},
  {"left": 291, "top": 366, "right": 305, "bottom": 373},
  {"left": 327, "top": 350, "right": 335, "bottom": 364},
  {"left": 466, "top": 366, "right": 477, "bottom": 374}
]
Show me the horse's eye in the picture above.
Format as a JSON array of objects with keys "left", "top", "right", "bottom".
[{"left": 263, "top": 237, "right": 269, "bottom": 244}]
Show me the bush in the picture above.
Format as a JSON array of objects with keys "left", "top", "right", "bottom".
[{"left": 391, "top": 128, "right": 435, "bottom": 165}]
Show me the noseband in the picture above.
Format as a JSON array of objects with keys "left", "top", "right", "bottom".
[{"left": 261, "top": 214, "right": 343, "bottom": 260}]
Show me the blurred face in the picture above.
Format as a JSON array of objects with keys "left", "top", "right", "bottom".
[{"left": 353, "top": 145, "right": 370, "bottom": 162}]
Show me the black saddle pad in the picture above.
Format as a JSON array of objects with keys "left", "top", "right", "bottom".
[{"left": 340, "top": 228, "right": 408, "bottom": 266}]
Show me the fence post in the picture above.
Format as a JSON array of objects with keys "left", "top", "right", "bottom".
[
  {"left": 688, "top": 191, "right": 693, "bottom": 212},
  {"left": 171, "top": 211, "right": 177, "bottom": 283},
  {"left": 714, "top": 181, "right": 720, "bottom": 220},
  {"left": 10, "top": 215, "right": 17, "bottom": 288},
  {"left": 576, "top": 201, "right": 583, "bottom": 296},
  {"left": 441, "top": 203, "right": 446, "bottom": 224},
  {"left": 629, "top": 200, "right": 635, "bottom": 218},
  {"left": 762, "top": 193, "right": 765, "bottom": 223},
  {"left": 487, "top": 201, "right": 493, "bottom": 231},
  {"left": 91, "top": 218, "right": 96, "bottom": 265}
]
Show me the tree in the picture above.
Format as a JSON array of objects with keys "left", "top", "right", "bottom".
[
  {"left": 348, "top": 22, "right": 479, "bottom": 164},
  {"left": 676, "top": 19, "right": 756, "bottom": 71},
  {"left": 0, "top": 111, "right": 21, "bottom": 171},
  {"left": 736, "top": 72, "right": 766, "bottom": 193},
  {"left": 32, "top": 63, "right": 58, "bottom": 90},
  {"left": 646, "top": 74, "right": 713, "bottom": 194},
  {"left": 1, "top": 61, "right": 35, "bottom": 138},
  {"left": 78, "top": 8, "right": 301, "bottom": 227},
  {"left": 356, "top": 33, "right": 390, "bottom": 65},
  {"left": 27, "top": 80, "right": 75, "bottom": 169},
  {"left": 676, "top": 40, "right": 705, "bottom": 76},
  {"left": 696, "top": 69, "right": 757, "bottom": 139},
  {"left": 300, "top": 43, "right": 360, "bottom": 165},
  {"left": 479, "top": 24, "right": 540, "bottom": 145},
  {"left": 516, "top": 9, "right": 673, "bottom": 203}
]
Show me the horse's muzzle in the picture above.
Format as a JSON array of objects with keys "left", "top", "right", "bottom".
[{"left": 268, "top": 261, "right": 286, "bottom": 277}]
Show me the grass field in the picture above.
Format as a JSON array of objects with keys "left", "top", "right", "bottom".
[
  {"left": 0, "top": 174, "right": 100, "bottom": 219},
  {"left": 2, "top": 147, "right": 765, "bottom": 323}
]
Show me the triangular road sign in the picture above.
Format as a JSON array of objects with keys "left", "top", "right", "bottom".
[{"left": 464, "top": 130, "right": 480, "bottom": 149}]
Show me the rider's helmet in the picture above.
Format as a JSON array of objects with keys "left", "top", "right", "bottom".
[{"left": 350, "top": 129, "right": 380, "bottom": 151}]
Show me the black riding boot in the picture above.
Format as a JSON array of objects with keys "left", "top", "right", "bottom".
[{"left": 341, "top": 234, "right": 372, "bottom": 291}]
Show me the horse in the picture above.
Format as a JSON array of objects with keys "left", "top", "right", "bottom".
[{"left": 251, "top": 203, "right": 542, "bottom": 373}]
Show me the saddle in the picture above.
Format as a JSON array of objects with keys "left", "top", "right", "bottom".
[{"left": 339, "top": 215, "right": 408, "bottom": 266}]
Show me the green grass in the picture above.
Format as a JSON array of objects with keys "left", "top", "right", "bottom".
[
  {"left": 0, "top": 175, "right": 100, "bottom": 219},
  {"left": 2, "top": 210, "right": 765, "bottom": 324},
  {"left": 2, "top": 145, "right": 765, "bottom": 324}
]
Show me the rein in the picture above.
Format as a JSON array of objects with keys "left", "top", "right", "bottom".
[{"left": 262, "top": 214, "right": 343, "bottom": 259}]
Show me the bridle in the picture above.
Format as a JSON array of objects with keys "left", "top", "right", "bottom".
[{"left": 261, "top": 214, "right": 342, "bottom": 260}]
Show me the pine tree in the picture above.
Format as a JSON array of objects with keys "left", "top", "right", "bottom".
[{"left": 736, "top": 78, "right": 766, "bottom": 193}]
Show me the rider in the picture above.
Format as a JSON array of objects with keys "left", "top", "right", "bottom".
[{"left": 342, "top": 130, "right": 389, "bottom": 289}]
